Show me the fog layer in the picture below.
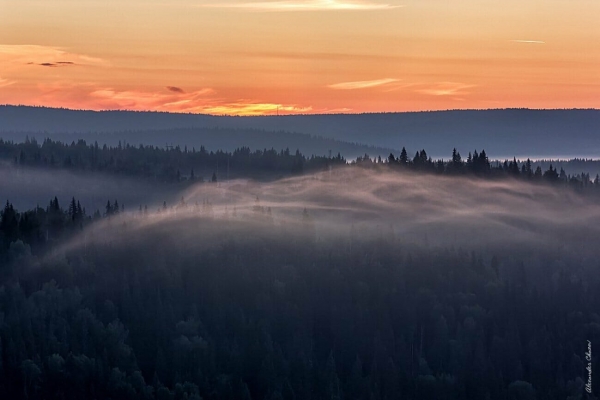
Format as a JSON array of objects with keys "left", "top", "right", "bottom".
[
  {"left": 0, "top": 163, "right": 179, "bottom": 212},
  {"left": 57, "top": 168, "right": 600, "bottom": 255}
]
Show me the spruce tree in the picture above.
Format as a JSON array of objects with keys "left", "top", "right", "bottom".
[{"left": 399, "top": 147, "right": 408, "bottom": 165}]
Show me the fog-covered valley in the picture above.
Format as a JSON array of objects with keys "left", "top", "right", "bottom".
[
  {"left": 4, "top": 0, "right": 600, "bottom": 396},
  {"left": 0, "top": 162, "right": 180, "bottom": 213},
  {"left": 50, "top": 168, "right": 600, "bottom": 256},
  {"left": 1, "top": 127, "right": 599, "bottom": 400}
]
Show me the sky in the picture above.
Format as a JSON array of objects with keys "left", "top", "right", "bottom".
[{"left": 0, "top": 0, "right": 598, "bottom": 115}]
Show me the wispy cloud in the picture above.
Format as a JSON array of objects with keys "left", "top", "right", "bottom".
[
  {"left": 0, "top": 77, "right": 16, "bottom": 88},
  {"left": 166, "top": 86, "right": 185, "bottom": 93},
  {"left": 217, "top": 50, "right": 402, "bottom": 63},
  {"left": 415, "top": 82, "right": 475, "bottom": 97},
  {"left": 0, "top": 44, "right": 108, "bottom": 67},
  {"left": 510, "top": 40, "right": 546, "bottom": 44},
  {"left": 201, "top": 102, "right": 312, "bottom": 116},
  {"left": 38, "top": 61, "right": 76, "bottom": 67},
  {"left": 201, "top": 0, "right": 401, "bottom": 12},
  {"left": 321, "top": 107, "right": 353, "bottom": 113},
  {"left": 35, "top": 82, "right": 309, "bottom": 116},
  {"left": 89, "top": 87, "right": 215, "bottom": 111},
  {"left": 328, "top": 78, "right": 399, "bottom": 90}
]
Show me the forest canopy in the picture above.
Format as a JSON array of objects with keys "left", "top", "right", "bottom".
[{"left": 0, "top": 168, "right": 599, "bottom": 399}]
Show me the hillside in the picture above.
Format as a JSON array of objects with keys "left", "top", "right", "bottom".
[
  {"left": 1, "top": 106, "right": 600, "bottom": 159},
  {"left": 0, "top": 126, "right": 395, "bottom": 160}
]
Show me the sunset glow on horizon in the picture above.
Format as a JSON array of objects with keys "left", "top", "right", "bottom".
[{"left": 1, "top": 0, "right": 599, "bottom": 116}]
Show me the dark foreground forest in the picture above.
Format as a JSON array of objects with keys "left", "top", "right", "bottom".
[{"left": 1, "top": 167, "right": 599, "bottom": 400}]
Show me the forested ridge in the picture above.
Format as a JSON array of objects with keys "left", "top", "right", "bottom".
[
  {"left": 2, "top": 137, "right": 600, "bottom": 191},
  {"left": 1, "top": 167, "right": 599, "bottom": 400},
  {"left": 3, "top": 232, "right": 599, "bottom": 400},
  {"left": 3, "top": 106, "right": 600, "bottom": 160},
  {"left": 0, "top": 137, "right": 346, "bottom": 182}
]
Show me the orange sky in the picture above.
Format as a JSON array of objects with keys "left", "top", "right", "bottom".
[{"left": 0, "top": 0, "right": 598, "bottom": 115}]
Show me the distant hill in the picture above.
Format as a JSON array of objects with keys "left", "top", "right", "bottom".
[
  {"left": 0, "top": 126, "right": 394, "bottom": 160},
  {"left": 1, "top": 106, "right": 599, "bottom": 159}
]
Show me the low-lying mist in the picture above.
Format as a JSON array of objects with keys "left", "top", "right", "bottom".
[
  {"left": 6, "top": 166, "right": 600, "bottom": 400},
  {"left": 55, "top": 167, "right": 600, "bottom": 257},
  {"left": 0, "top": 163, "right": 179, "bottom": 212}
]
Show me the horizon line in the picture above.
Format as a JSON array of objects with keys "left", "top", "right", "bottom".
[{"left": 1, "top": 104, "right": 599, "bottom": 117}]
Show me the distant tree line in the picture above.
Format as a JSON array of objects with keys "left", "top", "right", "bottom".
[
  {"left": 357, "top": 147, "right": 598, "bottom": 191},
  {"left": 3, "top": 138, "right": 600, "bottom": 192},
  {"left": 0, "top": 137, "right": 346, "bottom": 183}
]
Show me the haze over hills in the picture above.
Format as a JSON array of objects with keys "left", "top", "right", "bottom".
[
  {"left": 0, "top": 106, "right": 396, "bottom": 160},
  {"left": 3, "top": 0, "right": 600, "bottom": 397},
  {"left": 0, "top": 127, "right": 393, "bottom": 161},
  {"left": 1, "top": 106, "right": 600, "bottom": 159}
]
